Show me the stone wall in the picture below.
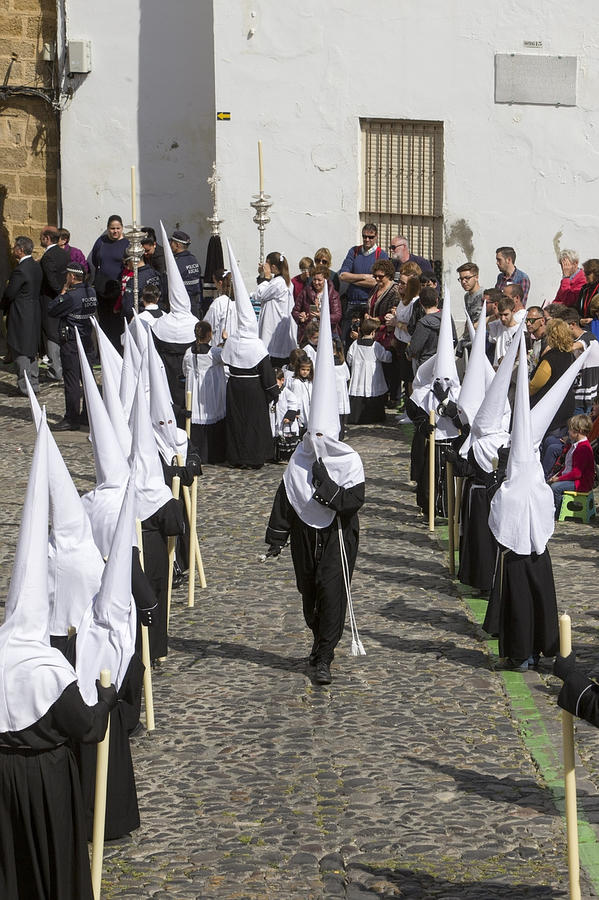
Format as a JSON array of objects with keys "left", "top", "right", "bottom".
[{"left": 0, "top": 0, "right": 58, "bottom": 282}]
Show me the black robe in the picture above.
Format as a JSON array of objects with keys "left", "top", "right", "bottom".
[
  {"left": 406, "top": 397, "right": 454, "bottom": 517},
  {"left": 226, "top": 356, "right": 279, "bottom": 468},
  {"left": 73, "top": 655, "right": 143, "bottom": 840},
  {"left": 483, "top": 546, "right": 560, "bottom": 662},
  {"left": 152, "top": 334, "right": 194, "bottom": 428},
  {"left": 266, "top": 479, "right": 364, "bottom": 665},
  {"left": 140, "top": 498, "right": 185, "bottom": 661},
  {"left": 0, "top": 682, "right": 111, "bottom": 900},
  {"left": 456, "top": 452, "right": 500, "bottom": 594}
]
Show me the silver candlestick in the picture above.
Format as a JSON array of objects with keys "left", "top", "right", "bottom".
[
  {"left": 125, "top": 225, "right": 147, "bottom": 313},
  {"left": 206, "top": 162, "right": 223, "bottom": 236},
  {"left": 250, "top": 191, "right": 272, "bottom": 265}
]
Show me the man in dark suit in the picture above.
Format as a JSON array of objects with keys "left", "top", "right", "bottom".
[
  {"left": 39, "top": 226, "right": 68, "bottom": 381},
  {"left": 1, "top": 236, "right": 43, "bottom": 394}
]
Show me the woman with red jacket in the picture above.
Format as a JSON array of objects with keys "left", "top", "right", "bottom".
[
  {"left": 293, "top": 265, "right": 341, "bottom": 344},
  {"left": 548, "top": 414, "right": 595, "bottom": 514},
  {"left": 554, "top": 249, "right": 587, "bottom": 307}
]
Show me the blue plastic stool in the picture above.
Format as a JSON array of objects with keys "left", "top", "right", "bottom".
[{"left": 558, "top": 490, "right": 596, "bottom": 524}]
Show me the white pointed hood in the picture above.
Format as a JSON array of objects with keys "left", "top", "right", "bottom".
[
  {"left": 76, "top": 470, "right": 137, "bottom": 704},
  {"left": 489, "top": 332, "right": 555, "bottom": 555},
  {"left": 77, "top": 329, "right": 130, "bottom": 557},
  {"left": 129, "top": 367, "right": 174, "bottom": 520},
  {"left": 25, "top": 375, "right": 104, "bottom": 637},
  {"left": 461, "top": 320, "right": 523, "bottom": 471},
  {"left": 410, "top": 286, "right": 461, "bottom": 439},
  {"left": 129, "top": 308, "right": 151, "bottom": 355},
  {"left": 91, "top": 319, "right": 131, "bottom": 458},
  {"left": 151, "top": 220, "right": 198, "bottom": 344},
  {"left": 284, "top": 281, "right": 364, "bottom": 528},
  {"left": 221, "top": 239, "right": 269, "bottom": 369},
  {"left": 0, "top": 412, "right": 77, "bottom": 732},
  {"left": 458, "top": 315, "right": 494, "bottom": 426},
  {"left": 120, "top": 319, "right": 143, "bottom": 422},
  {"left": 530, "top": 345, "right": 592, "bottom": 450},
  {"left": 146, "top": 326, "right": 180, "bottom": 463}
]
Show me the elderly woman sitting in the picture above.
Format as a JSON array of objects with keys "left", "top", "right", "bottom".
[{"left": 554, "top": 249, "right": 586, "bottom": 307}]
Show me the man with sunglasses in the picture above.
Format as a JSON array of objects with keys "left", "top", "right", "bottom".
[
  {"left": 525, "top": 306, "right": 547, "bottom": 371},
  {"left": 339, "top": 225, "right": 388, "bottom": 341},
  {"left": 389, "top": 235, "right": 431, "bottom": 276},
  {"left": 455, "top": 262, "right": 483, "bottom": 357}
]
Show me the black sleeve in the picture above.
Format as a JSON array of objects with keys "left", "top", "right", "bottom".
[
  {"left": 320, "top": 481, "right": 365, "bottom": 515},
  {"left": 258, "top": 355, "right": 281, "bottom": 402},
  {"left": 52, "top": 681, "right": 111, "bottom": 743},
  {"left": 2, "top": 268, "right": 24, "bottom": 305},
  {"left": 558, "top": 671, "right": 599, "bottom": 727},
  {"left": 131, "top": 548, "right": 158, "bottom": 613},
  {"left": 405, "top": 396, "right": 428, "bottom": 427},
  {"left": 265, "top": 481, "right": 294, "bottom": 546},
  {"left": 47, "top": 292, "right": 78, "bottom": 318}
]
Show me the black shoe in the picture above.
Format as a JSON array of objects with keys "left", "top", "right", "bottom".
[
  {"left": 51, "top": 418, "right": 80, "bottom": 432},
  {"left": 315, "top": 662, "right": 332, "bottom": 685},
  {"left": 307, "top": 639, "right": 319, "bottom": 666}
]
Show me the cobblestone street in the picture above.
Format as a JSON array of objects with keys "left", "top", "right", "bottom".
[{"left": 1, "top": 369, "right": 599, "bottom": 899}]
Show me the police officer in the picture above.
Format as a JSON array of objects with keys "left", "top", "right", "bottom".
[
  {"left": 48, "top": 262, "right": 97, "bottom": 431},
  {"left": 169, "top": 229, "right": 203, "bottom": 318}
]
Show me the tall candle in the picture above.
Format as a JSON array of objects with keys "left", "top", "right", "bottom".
[
  {"left": 258, "top": 141, "right": 264, "bottom": 194},
  {"left": 559, "top": 613, "right": 572, "bottom": 656},
  {"left": 131, "top": 165, "right": 136, "bottom": 224}
]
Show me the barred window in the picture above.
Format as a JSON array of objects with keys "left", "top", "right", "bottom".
[{"left": 360, "top": 119, "right": 444, "bottom": 265}]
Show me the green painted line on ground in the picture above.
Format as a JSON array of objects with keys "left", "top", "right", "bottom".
[{"left": 431, "top": 527, "right": 599, "bottom": 894}]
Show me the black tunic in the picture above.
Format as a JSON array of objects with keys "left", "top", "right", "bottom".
[
  {"left": 226, "top": 356, "right": 279, "bottom": 468},
  {"left": 457, "top": 453, "right": 500, "bottom": 594},
  {"left": 266, "top": 479, "right": 364, "bottom": 664},
  {"left": 0, "top": 682, "right": 111, "bottom": 900},
  {"left": 483, "top": 546, "right": 559, "bottom": 662},
  {"left": 558, "top": 670, "right": 599, "bottom": 726},
  {"left": 141, "top": 498, "right": 185, "bottom": 661},
  {"left": 152, "top": 334, "right": 195, "bottom": 427},
  {"left": 74, "top": 655, "right": 143, "bottom": 840}
]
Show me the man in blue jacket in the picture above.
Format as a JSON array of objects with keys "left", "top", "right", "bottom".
[{"left": 339, "top": 224, "right": 388, "bottom": 342}]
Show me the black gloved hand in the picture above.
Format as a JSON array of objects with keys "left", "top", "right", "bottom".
[
  {"left": 312, "top": 457, "right": 329, "bottom": 486},
  {"left": 441, "top": 400, "right": 458, "bottom": 420},
  {"left": 265, "top": 544, "right": 283, "bottom": 558},
  {"left": 432, "top": 381, "right": 450, "bottom": 404},
  {"left": 138, "top": 604, "right": 157, "bottom": 627},
  {"left": 553, "top": 651, "right": 576, "bottom": 681},
  {"left": 418, "top": 419, "right": 435, "bottom": 437},
  {"left": 312, "top": 458, "right": 339, "bottom": 505},
  {"left": 96, "top": 681, "right": 118, "bottom": 711}
]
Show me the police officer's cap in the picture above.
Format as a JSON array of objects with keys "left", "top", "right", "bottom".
[
  {"left": 170, "top": 229, "right": 191, "bottom": 245},
  {"left": 66, "top": 262, "right": 84, "bottom": 277}
]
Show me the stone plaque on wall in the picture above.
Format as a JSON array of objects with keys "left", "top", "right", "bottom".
[{"left": 495, "top": 54, "right": 577, "bottom": 106}]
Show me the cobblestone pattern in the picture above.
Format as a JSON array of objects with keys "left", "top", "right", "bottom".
[{"left": 0, "top": 370, "right": 597, "bottom": 899}]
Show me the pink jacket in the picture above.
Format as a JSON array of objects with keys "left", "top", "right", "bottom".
[
  {"left": 555, "top": 268, "right": 586, "bottom": 307},
  {"left": 557, "top": 439, "right": 595, "bottom": 492},
  {"left": 292, "top": 280, "right": 341, "bottom": 343}
]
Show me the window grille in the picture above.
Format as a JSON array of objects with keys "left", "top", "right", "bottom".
[{"left": 360, "top": 119, "right": 444, "bottom": 266}]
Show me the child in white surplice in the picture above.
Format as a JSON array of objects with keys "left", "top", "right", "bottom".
[
  {"left": 346, "top": 318, "right": 391, "bottom": 424},
  {"left": 182, "top": 321, "right": 227, "bottom": 463}
]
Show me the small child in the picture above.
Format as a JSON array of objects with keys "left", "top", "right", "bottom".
[
  {"left": 548, "top": 414, "right": 595, "bottom": 515},
  {"left": 203, "top": 268, "right": 237, "bottom": 347},
  {"left": 182, "top": 321, "right": 227, "bottom": 463},
  {"left": 271, "top": 368, "right": 300, "bottom": 438},
  {"left": 333, "top": 338, "right": 350, "bottom": 440},
  {"left": 291, "top": 353, "right": 314, "bottom": 433},
  {"left": 283, "top": 347, "right": 305, "bottom": 388},
  {"left": 301, "top": 320, "right": 319, "bottom": 364},
  {"left": 346, "top": 318, "right": 391, "bottom": 424}
]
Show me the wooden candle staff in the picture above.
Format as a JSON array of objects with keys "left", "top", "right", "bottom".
[
  {"left": 135, "top": 520, "right": 155, "bottom": 732},
  {"left": 91, "top": 668, "right": 111, "bottom": 900},
  {"left": 428, "top": 410, "right": 436, "bottom": 532},
  {"left": 176, "top": 453, "right": 207, "bottom": 589},
  {"left": 446, "top": 460, "right": 455, "bottom": 575},
  {"left": 560, "top": 613, "right": 581, "bottom": 900},
  {"left": 454, "top": 475, "right": 463, "bottom": 552},
  {"left": 184, "top": 389, "right": 196, "bottom": 608},
  {"left": 130, "top": 165, "right": 137, "bottom": 225},
  {"left": 166, "top": 471, "right": 181, "bottom": 628}
]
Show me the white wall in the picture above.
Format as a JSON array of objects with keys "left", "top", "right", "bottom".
[
  {"left": 213, "top": 0, "right": 599, "bottom": 307},
  {"left": 60, "top": 0, "right": 215, "bottom": 259}
]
